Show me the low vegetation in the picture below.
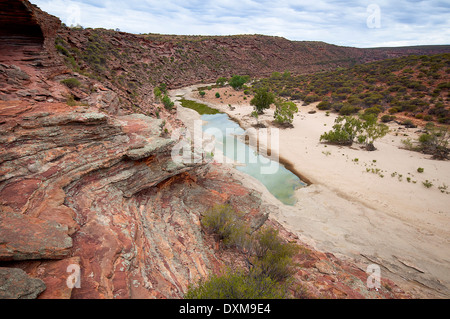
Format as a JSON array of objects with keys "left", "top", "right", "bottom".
[
  {"left": 162, "top": 95, "right": 174, "bottom": 110},
  {"left": 185, "top": 204, "right": 300, "bottom": 299},
  {"left": 60, "top": 78, "right": 81, "bottom": 89},
  {"left": 179, "top": 98, "right": 221, "bottom": 115},
  {"left": 184, "top": 269, "right": 284, "bottom": 299},
  {"left": 401, "top": 123, "right": 449, "bottom": 159}
]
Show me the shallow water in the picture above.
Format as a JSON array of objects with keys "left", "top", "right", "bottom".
[{"left": 201, "top": 113, "right": 306, "bottom": 206}]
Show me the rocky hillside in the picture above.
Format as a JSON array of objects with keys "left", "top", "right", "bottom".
[
  {"left": 0, "top": 0, "right": 438, "bottom": 299},
  {"left": 253, "top": 53, "right": 450, "bottom": 124},
  {"left": 2, "top": 1, "right": 449, "bottom": 119}
]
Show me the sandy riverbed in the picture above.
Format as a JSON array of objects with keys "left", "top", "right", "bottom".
[{"left": 170, "top": 84, "right": 450, "bottom": 298}]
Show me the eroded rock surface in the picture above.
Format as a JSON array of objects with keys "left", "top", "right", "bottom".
[{"left": 0, "top": 267, "right": 46, "bottom": 299}]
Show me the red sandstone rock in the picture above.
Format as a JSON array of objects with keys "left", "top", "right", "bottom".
[
  {"left": 0, "top": 211, "right": 72, "bottom": 261},
  {"left": 0, "top": 267, "right": 46, "bottom": 299},
  {"left": 13, "top": 257, "right": 81, "bottom": 299}
]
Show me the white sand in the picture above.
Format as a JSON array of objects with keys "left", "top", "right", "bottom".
[{"left": 170, "top": 84, "right": 450, "bottom": 298}]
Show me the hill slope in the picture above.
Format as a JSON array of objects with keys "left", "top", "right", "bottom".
[
  {"left": 2, "top": 0, "right": 449, "bottom": 118},
  {"left": 253, "top": 53, "right": 450, "bottom": 124}
]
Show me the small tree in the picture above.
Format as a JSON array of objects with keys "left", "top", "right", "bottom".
[
  {"left": 199, "top": 90, "right": 206, "bottom": 98},
  {"left": 357, "top": 115, "right": 389, "bottom": 151},
  {"left": 321, "top": 115, "right": 389, "bottom": 150},
  {"left": 216, "top": 77, "right": 228, "bottom": 87},
  {"left": 250, "top": 88, "right": 275, "bottom": 114},
  {"left": 320, "top": 116, "right": 363, "bottom": 146},
  {"left": 274, "top": 99, "right": 298, "bottom": 126},
  {"left": 229, "top": 75, "right": 248, "bottom": 90}
]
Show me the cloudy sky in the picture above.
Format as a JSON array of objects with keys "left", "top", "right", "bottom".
[{"left": 29, "top": 0, "right": 450, "bottom": 48}]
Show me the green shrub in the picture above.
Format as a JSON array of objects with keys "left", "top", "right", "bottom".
[
  {"left": 358, "top": 115, "right": 389, "bottom": 151},
  {"left": 229, "top": 75, "right": 249, "bottom": 90},
  {"left": 290, "top": 93, "right": 305, "bottom": 101},
  {"left": 201, "top": 204, "right": 249, "bottom": 248},
  {"left": 60, "top": 78, "right": 81, "bottom": 89},
  {"left": 303, "top": 95, "right": 320, "bottom": 105},
  {"left": 320, "top": 116, "right": 362, "bottom": 146},
  {"left": 215, "top": 92, "right": 221, "bottom": 98},
  {"left": 189, "top": 202, "right": 304, "bottom": 299},
  {"left": 364, "top": 106, "right": 382, "bottom": 117},
  {"left": 422, "top": 180, "right": 433, "bottom": 188},
  {"left": 317, "top": 101, "right": 331, "bottom": 110},
  {"left": 184, "top": 269, "right": 284, "bottom": 299},
  {"left": 158, "top": 83, "right": 168, "bottom": 94},
  {"left": 416, "top": 123, "right": 449, "bottom": 159},
  {"left": 321, "top": 115, "right": 388, "bottom": 150},
  {"left": 388, "top": 107, "right": 401, "bottom": 114},
  {"left": 162, "top": 95, "right": 174, "bottom": 110},
  {"left": 274, "top": 99, "right": 298, "bottom": 125},
  {"left": 55, "top": 44, "right": 69, "bottom": 56},
  {"left": 339, "top": 104, "right": 360, "bottom": 115},
  {"left": 331, "top": 102, "right": 344, "bottom": 112},
  {"left": 250, "top": 227, "right": 299, "bottom": 282},
  {"left": 381, "top": 114, "right": 396, "bottom": 123},
  {"left": 153, "top": 87, "right": 162, "bottom": 101},
  {"left": 417, "top": 167, "right": 424, "bottom": 173},
  {"left": 216, "top": 77, "right": 228, "bottom": 87},
  {"left": 250, "top": 88, "right": 275, "bottom": 114}
]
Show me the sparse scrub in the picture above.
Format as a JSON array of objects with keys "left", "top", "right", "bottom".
[
  {"left": 162, "top": 95, "right": 174, "bottom": 110},
  {"left": 153, "top": 87, "right": 162, "bottom": 101},
  {"left": 190, "top": 205, "right": 300, "bottom": 299},
  {"left": 422, "top": 180, "right": 433, "bottom": 188},
  {"left": 184, "top": 269, "right": 284, "bottom": 299},
  {"left": 438, "top": 183, "right": 449, "bottom": 194},
  {"left": 249, "top": 227, "right": 299, "bottom": 282},
  {"left": 251, "top": 53, "right": 450, "bottom": 126},
  {"left": 60, "top": 78, "right": 81, "bottom": 89},
  {"left": 417, "top": 123, "right": 449, "bottom": 159},
  {"left": 201, "top": 204, "right": 249, "bottom": 248}
]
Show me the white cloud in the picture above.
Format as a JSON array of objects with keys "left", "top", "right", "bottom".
[{"left": 29, "top": 0, "right": 450, "bottom": 47}]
